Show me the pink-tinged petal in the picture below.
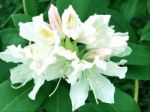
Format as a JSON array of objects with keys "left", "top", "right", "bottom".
[
  {"left": 84, "top": 48, "right": 112, "bottom": 60},
  {"left": 48, "top": 4, "right": 64, "bottom": 38}
]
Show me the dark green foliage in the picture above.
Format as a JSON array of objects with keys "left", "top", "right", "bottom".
[{"left": 0, "top": 0, "right": 150, "bottom": 112}]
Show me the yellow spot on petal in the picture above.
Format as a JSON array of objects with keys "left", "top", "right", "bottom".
[
  {"left": 39, "top": 28, "right": 54, "bottom": 39},
  {"left": 68, "top": 14, "right": 75, "bottom": 28}
]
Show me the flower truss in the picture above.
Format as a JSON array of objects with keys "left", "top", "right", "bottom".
[{"left": 0, "top": 4, "right": 132, "bottom": 111}]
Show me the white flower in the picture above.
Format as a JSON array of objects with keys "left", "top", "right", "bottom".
[
  {"left": 0, "top": 14, "right": 62, "bottom": 100},
  {"left": 0, "top": 4, "right": 132, "bottom": 112},
  {"left": 49, "top": 5, "right": 132, "bottom": 58},
  {"left": 76, "top": 14, "right": 132, "bottom": 57},
  {"left": 62, "top": 5, "right": 82, "bottom": 39},
  {"left": 0, "top": 43, "right": 57, "bottom": 100},
  {"left": 68, "top": 56, "right": 127, "bottom": 111},
  {"left": 48, "top": 5, "right": 131, "bottom": 111},
  {"left": 49, "top": 5, "right": 82, "bottom": 39},
  {"left": 0, "top": 45, "right": 28, "bottom": 63},
  {"left": 19, "top": 14, "right": 60, "bottom": 46}
]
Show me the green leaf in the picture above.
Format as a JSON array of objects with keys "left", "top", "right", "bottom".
[
  {"left": 78, "top": 103, "right": 100, "bottom": 112},
  {"left": 38, "top": 0, "right": 51, "bottom": 2},
  {"left": 65, "top": 38, "right": 78, "bottom": 52},
  {"left": 126, "top": 43, "right": 150, "bottom": 65},
  {"left": 112, "top": 43, "right": 150, "bottom": 65},
  {"left": 42, "top": 82, "right": 72, "bottom": 112},
  {"left": 105, "top": 9, "right": 137, "bottom": 42},
  {"left": 22, "top": 0, "right": 38, "bottom": 16},
  {"left": 37, "top": 0, "right": 51, "bottom": 20},
  {"left": 147, "top": 0, "right": 150, "bottom": 15},
  {"left": 111, "top": 89, "right": 140, "bottom": 112},
  {"left": 121, "top": 0, "right": 138, "bottom": 22},
  {"left": 78, "top": 89, "right": 141, "bottom": 112},
  {"left": 140, "top": 21, "right": 150, "bottom": 41},
  {"left": 126, "top": 65, "right": 150, "bottom": 80},
  {"left": 72, "top": 0, "right": 109, "bottom": 21},
  {"left": 0, "top": 80, "right": 52, "bottom": 112},
  {"left": 134, "top": 0, "right": 147, "bottom": 17},
  {"left": 12, "top": 14, "right": 32, "bottom": 30},
  {"left": 0, "top": 28, "right": 28, "bottom": 50},
  {"left": 0, "top": 60, "right": 16, "bottom": 83},
  {"left": 56, "top": 0, "right": 73, "bottom": 15}
]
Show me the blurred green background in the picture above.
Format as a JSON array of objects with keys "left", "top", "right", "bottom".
[{"left": 0, "top": 0, "right": 150, "bottom": 112}]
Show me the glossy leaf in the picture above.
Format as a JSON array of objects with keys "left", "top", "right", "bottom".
[
  {"left": 56, "top": 0, "right": 73, "bottom": 15},
  {"left": 12, "top": 14, "right": 32, "bottom": 30},
  {"left": 126, "top": 65, "right": 150, "bottom": 80},
  {"left": 140, "top": 21, "right": 150, "bottom": 41},
  {"left": 126, "top": 43, "right": 150, "bottom": 65},
  {"left": 134, "top": 0, "right": 147, "bottom": 17},
  {"left": 0, "top": 28, "right": 28, "bottom": 50},
  {"left": 112, "top": 43, "right": 150, "bottom": 65},
  {"left": 22, "top": 0, "right": 38, "bottom": 16},
  {"left": 0, "top": 60, "right": 16, "bottom": 83},
  {"left": 72, "top": 0, "right": 109, "bottom": 21},
  {"left": 105, "top": 9, "right": 137, "bottom": 42},
  {"left": 0, "top": 80, "right": 52, "bottom": 112},
  {"left": 42, "top": 81, "right": 72, "bottom": 112},
  {"left": 78, "top": 89, "right": 141, "bottom": 112},
  {"left": 121, "top": 0, "right": 138, "bottom": 22},
  {"left": 147, "top": 0, "right": 150, "bottom": 15}
]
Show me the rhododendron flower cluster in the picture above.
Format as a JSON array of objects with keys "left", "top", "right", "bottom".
[{"left": 0, "top": 4, "right": 131, "bottom": 111}]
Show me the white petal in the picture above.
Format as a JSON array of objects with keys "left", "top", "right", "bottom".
[
  {"left": 67, "top": 67, "right": 82, "bottom": 85},
  {"left": 79, "top": 14, "right": 112, "bottom": 49},
  {"left": 0, "top": 45, "right": 27, "bottom": 63},
  {"left": 62, "top": 5, "right": 82, "bottom": 38},
  {"left": 117, "top": 59, "right": 127, "bottom": 65},
  {"left": 57, "top": 47, "right": 77, "bottom": 60},
  {"left": 28, "top": 74, "right": 45, "bottom": 100},
  {"left": 10, "top": 62, "right": 33, "bottom": 88},
  {"left": 23, "top": 43, "right": 58, "bottom": 75},
  {"left": 19, "top": 22, "right": 42, "bottom": 42},
  {"left": 119, "top": 46, "right": 132, "bottom": 57},
  {"left": 48, "top": 4, "right": 64, "bottom": 38},
  {"left": 83, "top": 48, "right": 112, "bottom": 60},
  {"left": 109, "top": 33, "right": 129, "bottom": 48},
  {"left": 70, "top": 74, "right": 89, "bottom": 111},
  {"left": 102, "top": 61, "right": 127, "bottom": 79},
  {"left": 84, "top": 14, "right": 111, "bottom": 27},
  {"left": 32, "top": 14, "right": 49, "bottom": 29},
  {"left": 44, "top": 57, "right": 73, "bottom": 81},
  {"left": 33, "top": 15, "right": 60, "bottom": 44},
  {"left": 68, "top": 59, "right": 93, "bottom": 85},
  {"left": 109, "top": 32, "right": 131, "bottom": 57},
  {"left": 30, "top": 56, "right": 57, "bottom": 75},
  {"left": 76, "top": 25, "right": 96, "bottom": 45},
  {"left": 93, "top": 56, "right": 107, "bottom": 70},
  {"left": 86, "top": 68, "right": 115, "bottom": 103},
  {"left": 19, "top": 14, "right": 59, "bottom": 44}
]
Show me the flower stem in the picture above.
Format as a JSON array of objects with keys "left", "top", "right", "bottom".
[
  {"left": 22, "top": 0, "right": 27, "bottom": 14},
  {"left": 134, "top": 80, "right": 139, "bottom": 102},
  {"left": 49, "top": 77, "right": 62, "bottom": 97},
  {"left": 83, "top": 71, "right": 99, "bottom": 104},
  {"left": 49, "top": 61, "right": 71, "bottom": 97}
]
